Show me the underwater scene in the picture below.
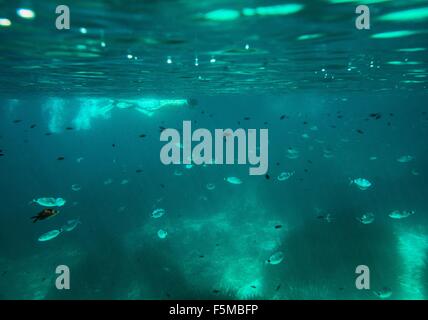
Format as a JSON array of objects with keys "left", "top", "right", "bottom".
[{"left": 0, "top": 0, "right": 428, "bottom": 300}]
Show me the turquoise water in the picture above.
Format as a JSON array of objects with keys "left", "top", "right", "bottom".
[{"left": 0, "top": 0, "right": 428, "bottom": 300}]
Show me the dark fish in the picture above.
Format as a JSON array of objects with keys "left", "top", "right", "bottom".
[
  {"left": 330, "top": 125, "right": 336, "bottom": 129},
  {"left": 280, "top": 115, "right": 286, "bottom": 120},
  {"left": 199, "top": 255, "right": 204, "bottom": 258},
  {"left": 387, "top": 122, "right": 391, "bottom": 126},
  {"left": 265, "top": 174, "right": 270, "bottom": 180},
  {"left": 139, "top": 134, "right": 147, "bottom": 138},
  {"left": 0, "top": 154, "right": 4, "bottom": 157},
  {"left": 264, "top": 121, "right": 268, "bottom": 125},
  {"left": 45, "top": 132, "right": 53, "bottom": 136},
  {"left": 303, "top": 121, "right": 308, "bottom": 125},
  {"left": 30, "top": 124, "right": 37, "bottom": 129},
  {"left": 66, "top": 127, "right": 74, "bottom": 130},
  {"left": 160, "top": 184, "right": 165, "bottom": 188},
  {"left": 337, "top": 115, "right": 343, "bottom": 119},
  {"left": 307, "top": 160, "right": 313, "bottom": 164},
  {"left": 304, "top": 169, "right": 308, "bottom": 173},
  {"left": 136, "top": 169, "right": 142, "bottom": 173},
  {"left": 212, "top": 290, "right": 220, "bottom": 294},
  {"left": 250, "top": 285, "right": 257, "bottom": 289},
  {"left": 13, "top": 120, "right": 22, "bottom": 123},
  {"left": 275, "top": 284, "right": 281, "bottom": 291},
  {"left": 276, "top": 162, "right": 280, "bottom": 166},
  {"left": 57, "top": 157, "right": 65, "bottom": 161},
  {"left": 275, "top": 225, "right": 282, "bottom": 229},
  {"left": 112, "top": 144, "right": 116, "bottom": 147},
  {"left": 356, "top": 129, "right": 364, "bottom": 134},
  {"left": 187, "top": 98, "right": 198, "bottom": 107},
  {"left": 159, "top": 126, "right": 166, "bottom": 132},
  {"left": 369, "top": 113, "right": 382, "bottom": 120},
  {"left": 31, "top": 208, "right": 59, "bottom": 223},
  {"left": 244, "top": 117, "right": 251, "bottom": 120}
]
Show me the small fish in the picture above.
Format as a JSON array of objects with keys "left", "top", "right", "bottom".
[
  {"left": 159, "top": 126, "right": 166, "bottom": 132},
  {"left": 280, "top": 115, "right": 286, "bottom": 120},
  {"left": 57, "top": 157, "right": 65, "bottom": 161},
  {"left": 30, "top": 124, "right": 37, "bottom": 129},
  {"left": 112, "top": 144, "right": 116, "bottom": 148},
  {"left": 31, "top": 209, "right": 60, "bottom": 223},
  {"left": 356, "top": 129, "right": 364, "bottom": 134},
  {"left": 13, "top": 120, "right": 22, "bottom": 123},
  {"left": 139, "top": 134, "right": 147, "bottom": 138},
  {"left": 136, "top": 169, "right": 143, "bottom": 173},
  {"left": 66, "top": 127, "right": 74, "bottom": 131},
  {"left": 45, "top": 132, "right": 52, "bottom": 136},
  {"left": 61, "top": 218, "right": 81, "bottom": 232},
  {"left": 250, "top": 285, "right": 257, "bottom": 289},
  {"left": 275, "top": 284, "right": 281, "bottom": 291},
  {"left": 274, "top": 225, "right": 282, "bottom": 229},
  {"left": 265, "top": 174, "right": 270, "bottom": 180},
  {"left": 225, "top": 177, "right": 242, "bottom": 185},
  {"left": 38, "top": 229, "right": 62, "bottom": 242},
  {"left": 244, "top": 117, "right": 251, "bottom": 120},
  {"left": 212, "top": 290, "right": 220, "bottom": 294},
  {"left": 317, "top": 214, "right": 333, "bottom": 223}
]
